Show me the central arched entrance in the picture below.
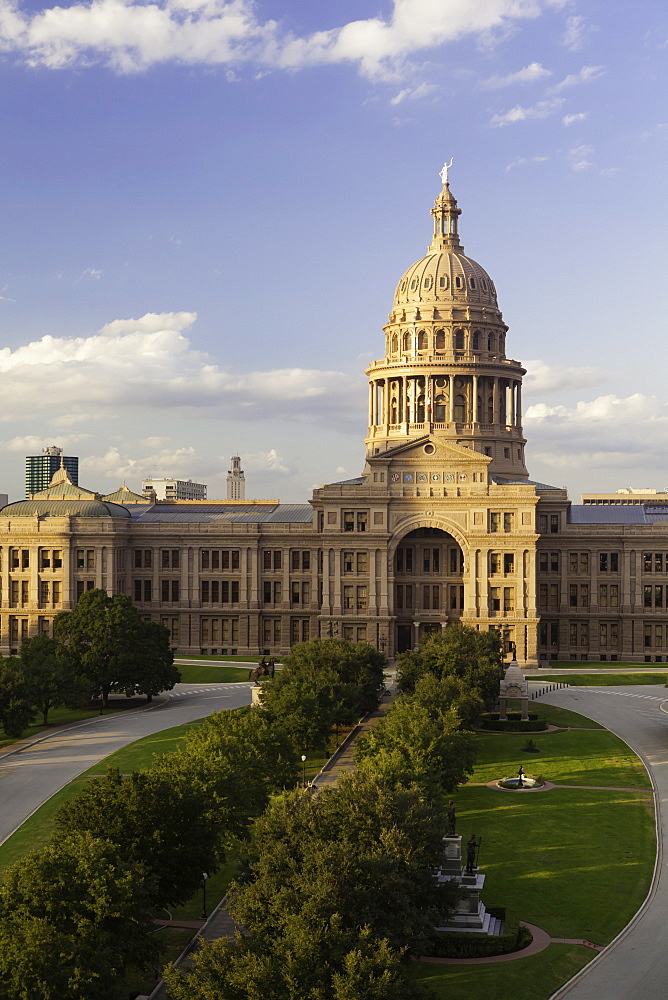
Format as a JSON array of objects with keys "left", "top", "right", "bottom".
[{"left": 393, "top": 527, "right": 464, "bottom": 653}]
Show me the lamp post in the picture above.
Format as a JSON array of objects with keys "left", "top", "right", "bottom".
[
  {"left": 200, "top": 872, "right": 209, "bottom": 920},
  {"left": 301, "top": 754, "right": 307, "bottom": 788}
]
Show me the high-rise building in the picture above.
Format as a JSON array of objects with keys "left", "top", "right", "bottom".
[
  {"left": 26, "top": 446, "right": 78, "bottom": 498},
  {"left": 141, "top": 478, "right": 207, "bottom": 500},
  {"left": 227, "top": 456, "right": 246, "bottom": 500}
]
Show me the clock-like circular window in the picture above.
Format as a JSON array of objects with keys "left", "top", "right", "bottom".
[{"left": 424, "top": 444, "right": 435, "bottom": 455}]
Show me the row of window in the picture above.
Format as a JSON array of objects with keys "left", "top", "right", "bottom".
[
  {"left": 539, "top": 552, "right": 620, "bottom": 573},
  {"left": 395, "top": 584, "right": 464, "bottom": 611},
  {"left": 395, "top": 546, "right": 464, "bottom": 574},
  {"left": 490, "top": 512, "right": 515, "bottom": 533},
  {"left": 388, "top": 328, "right": 502, "bottom": 355},
  {"left": 539, "top": 584, "right": 620, "bottom": 609}
]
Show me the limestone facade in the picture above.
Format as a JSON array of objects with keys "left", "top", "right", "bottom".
[{"left": 2, "top": 176, "right": 668, "bottom": 666}]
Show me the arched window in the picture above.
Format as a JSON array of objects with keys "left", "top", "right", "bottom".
[
  {"left": 472, "top": 331, "right": 480, "bottom": 351},
  {"left": 403, "top": 331, "right": 411, "bottom": 352},
  {"left": 435, "top": 329, "right": 445, "bottom": 350},
  {"left": 391, "top": 334, "right": 398, "bottom": 353},
  {"left": 435, "top": 394, "right": 447, "bottom": 422},
  {"left": 487, "top": 395, "right": 494, "bottom": 422},
  {"left": 487, "top": 333, "right": 493, "bottom": 352},
  {"left": 390, "top": 397, "right": 398, "bottom": 423},
  {"left": 499, "top": 335, "right": 505, "bottom": 354},
  {"left": 455, "top": 394, "right": 466, "bottom": 422},
  {"left": 455, "top": 275, "right": 462, "bottom": 289},
  {"left": 423, "top": 277, "right": 432, "bottom": 290},
  {"left": 417, "top": 329, "right": 428, "bottom": 350},
  {"left": 439, "top": 275, "right": 448, "bottom": 289},
  {"left": 417, "top": 395, "right": 425, "bottom": 422},
  {"left": 470, "top": 277, "right": 476, "bottom": 289},
  {"left": 454, "top": 329, "right": 464, "bottom": 351}
]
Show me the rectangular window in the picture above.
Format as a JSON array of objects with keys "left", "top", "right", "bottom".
[
  {"left": 291, "top": 550, "right": 300, "bottom": 571},
  {"left": 395, "top": 549, "right": 403, "bottom": 573},
  {"left": 539, "top": 553, "right": 548, "bottom": 573},
  {"left": 302, "top": 551, "right": 310, "bottom": 570},
  {"left": 599, "top": 584, "right": 607, "bottom": 608},
  {"left": 221, "top": 551, "right": 230, "bottom": 569},
  {"left": 144, "top": 580, "right": 152, "bottom": 602},
  {"left": 581, "top": 553, "right": 589, "bottom": 572},
  {"left": 396, "top": 585, "right": 403, "bottom": 609},
  {"left": 53, "top": 550, "right": 63, "bottom": 569},
  {"left": 550, "top": 552, "right": 559, "bottom": 572},
  {"left": 600, "top": 553, "right": 608, "bottom": 572},
  {"left": 343, "top": 585, "right": 354, "bottom": 609},
  {"left": 550, "top": 514, "right": 559, "bottom": 533},
  {"left": 171, "top": 580, "right": 179, "bottom": 602},
  {"left": 581, "top": 624, "right": 589, "bottom": 647},
  {"left": 291, "top": 582, "right": 300, "bottom": 605},
  {"left": 134, "top": 580, "right": 142, "bottom": 602},
  {"left": 644, "top": 585, "right": 653, "bottom": 608},
  {"left": 406, "top": 549, "right": 414, "bottom": 573},
  {"left": 162, "top": 579, "right": 170, "bottom": 602},
  {"left": 569, "top": 552, "right": 578, "bottom": 572},
  {"left": 162, "top": 550, "right": 170, "bottom": 569},
  {"left": 657, "top": 554, "right": 663, "bottom": 573},
  {"left": 490, "top": 512, "right": 500, "bottom": 533},
  {"left": 422, "top": 585, "right": 430, "bottom": 610},
  {"left": 432, "top": 586, "right": 440, "bottom": 609},
  {"left": 503, "top": 553, "right": 514, "bottom": 574},
  {"left": 611, "top": 552, "right": 619, "bottom": 572},
  {"left": 433, "top": 548, "right": 440, "bottom": 572},
  {"left": 610, "top": 585, "right": 619, "bottom": 608},
  {"left": 134, "top": 549, "right": 143, "bottom": 569},
  {"left": 269, "top": 551, "right": 278, "bottom": 571},
  {"left": 550, "top": 584, "right": 559, "bottom": 609},
  {"left": 211, "top": 580, "right": 219, "bottom": 603},
  {"left": 600, "top": 624, "right": 608, "bottom": 647},
  {"left": 569, "top": 623, "right": 578, "bottom": 646},
  {"left": 611, "top": 624, "right": 619, "bottom": 647},
  {"left": 263, "top": 551, "right": 271, "bottom": 570},
  {"left": 504, "top": 513, "right": 515, "bottom": 533},
  {"left": 405, "top": 584, "right": 414, "bottom": 609},
  {"left": 357, "top": 512, "right": 367, "bottom": 532},
  {"left": 569, "top": 584, "right": 578, "bottom": 608},
  {"left": 656, "top": 586, "right": 663, "bottom": 608},
  {"left": 344, "top": 551, "right": 354, "bottom": 573},
  {"left": 490, "top": 587, "right": 500, "bottom": 612},
  {"left": 231, "top": 581, "right": 239, "bottom": 602},
  {"left": 211, "top": 551, "right": 219, "bottom": 570},
  {"left": 539, "top": 583, "right": 548, "bottom": 608},
  {"left": 356, "top": 585, "right": 367, "bottom": 610},
  {"left": 490, "top": 553, "right": 501, "bottom": 575},
  {"left": 644, "top": 625, "right": 652, "bottom": 648},
  {"left": 343, "top": 512, "right": 355, "bottom": 532},
  {"left": 580, "top": 585, "right": 589, "bottom": 608},
  {"left": 356, "top": 552, "right": 367, "bottom": 573},
  {"left": 423, "top": 550, "right": 430, "bottom": 573},
  {"left": 644, "top": 553, "right": 652, "bottom": 572},
  {"left": 503, "top": 587, "right": 514, "bottom": 612},
  {"left": 539, "top": 514, "right": 548, "bottom": 533}
]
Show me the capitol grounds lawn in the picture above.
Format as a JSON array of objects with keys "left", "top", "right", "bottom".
[
  {"left": 0, "top": 703, "right": 655, "bottom": 1000},
  {"left": 410, "top": 700, "right": 655, "bottom": 1000},
  {"left": 528, "top": 672, "right": 668, "bottom": 686}
]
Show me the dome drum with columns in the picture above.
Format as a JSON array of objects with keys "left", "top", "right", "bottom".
[{"left": 365, "top": 177, "right": 527, "bottom": 482}]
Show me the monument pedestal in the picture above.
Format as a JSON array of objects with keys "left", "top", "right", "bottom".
[{"left": 434, "top": 835, "right": 501, "bottom": 936}]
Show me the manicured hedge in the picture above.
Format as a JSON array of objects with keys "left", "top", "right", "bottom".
[
  {"left": 427, "top": 907, "right": 530, "bottom": 958},
  {"left": 480, "top": 713, "right": 548, "bottom": 733}
]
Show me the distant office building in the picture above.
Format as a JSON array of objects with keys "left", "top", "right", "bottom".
[
  {"left": 582, "top": 489, "right": 668, "bottom": 506},
  {"left": 26, "top": 446, "right": 78, "bottom": 497},
  {"left": 226, "top": 456, "right": 246, "bottom": 500},
  {"left": 142, "top": 478, "right": 207, "bottom": 500},
  {"left": 0, "top": 494, "right": 7, "bottom": 510}
]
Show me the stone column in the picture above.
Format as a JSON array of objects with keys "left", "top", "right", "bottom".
[
  {"left": 516, "top": 382, "right": 522, "bottom": 427},
  {"left": 449, "top": 374, "right": 455, "bottom": 422},
  {"left": 472, "top": 374, "right": 479, "bottom": 424},
  {"left": 368, "top": 382, "right": 374, "bottom": 427},
  {"left": 492, "top": 378, "right": 499, "bottom": 426}
]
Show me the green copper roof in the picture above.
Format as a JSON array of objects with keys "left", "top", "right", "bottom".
[{"left": 0, "top": 499, "right": 131, "bottom": 518}]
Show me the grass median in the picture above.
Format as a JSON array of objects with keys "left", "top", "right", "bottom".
[
  {"left": 410, "top": 701, "right": 655, "bottom": 1000},
  {"left": 528, "top": 673, "right": 667, "bottom": 686}
]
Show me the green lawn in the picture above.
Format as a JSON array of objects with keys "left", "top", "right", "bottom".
[
  {"left": 175, "top": 654, "right": 268, "bottom": 662},
  {"left": 176, "top": 663, "right": 253, "bottom": 683},
  {"left": 470, "top": 729, "right": 651, "bottom": 788},
  {"left": 548, "top": 661, "right": 665, "bottom": 670},
  {"left": 529, "top": 704, "right": 604, "bottom": 729},
  {"left": 528, "top": 673, "right": 667, "bottom": 686},
  {"left": 412, "top": 944, "right": 593, "bottom": 1000}
]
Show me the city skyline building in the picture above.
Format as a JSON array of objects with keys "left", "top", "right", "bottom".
[
  {"left": 25, "top": 446, "right": 78, "bottom": 498},
  {"left": 226, "top": 456, "right": 245, "bottom": 500},
  {"left": 141, "top": 478, "right": 207, "bottom": 501}
]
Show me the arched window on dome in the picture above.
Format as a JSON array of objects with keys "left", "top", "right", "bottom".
[
  {"left": 401, "top": 280, "right": 407, "bottom": 293},
  {"left": 472, "top": 331, "right": 480, "bottom": 352},
  {"left": 435, "top": 329, "right": 445, "bottom": 351},
  {"left": 487, "top": 333, "right": 493, "bottom": 352},
  {"left": 455, "top": 276, "right": 463, "bottom": 289},
  {"left": 417, "top": 395, "right": 425, "bottom": 422},
  {"left": 423, "top": 277, "right": 432, "bottom": 290},
  {"left": 435, "top": 394, "right": 447, "bottom": 422},
  {"left": 439, "top": 275, "right": 448, "bottom": 289},
  {"left": 470, "top": 277, "right": 476, "bottom": 289},
  {"left": 402, "top": 331, "right": 411, "bottom": 352},
  {"left": 417, "top": 330, "right": 428, "bottom": 351},
  {"left": 499, "top": 334, "right": 505, "bottom": 355},
  {"left": 455, "top": 394, "right": 466, "bottom": 423},
  {"left": 391, "top": 334, "right": 398, "bottom": 353},
  {"left": 454, "top": 329, "right": 464, "bottom": 351},
  {"left": 482, "top": 279, "right": 488, "bottom": 291}
]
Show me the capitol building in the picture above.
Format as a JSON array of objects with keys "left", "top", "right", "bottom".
[{"left": 2, "top": 174, "right": 667, "bottom": 666}]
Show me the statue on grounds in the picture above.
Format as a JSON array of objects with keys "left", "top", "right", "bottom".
[
  {"left": 465, "top": 834, "right": 480, "bottom": 875},
  {"left": 517, "top": 765, "right": 525, "bottom": 788},
  {"left": 446, "top": 800, "right": 456, "bottom": 836}
]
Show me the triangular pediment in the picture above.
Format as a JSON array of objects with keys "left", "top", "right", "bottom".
[{"left": 369, "top": 435, "right": 491, "bottom": 467}]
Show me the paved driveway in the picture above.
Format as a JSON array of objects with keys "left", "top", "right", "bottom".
[
  {"left": 0, "top": 682, "right": 252, "bottom": 847},
  {"left": 535, "top": 684, "right": 668, "bottom": 1000}
]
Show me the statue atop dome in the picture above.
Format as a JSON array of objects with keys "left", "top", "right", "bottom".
[{"left": 439, "top": 158, "right": 454, "bottom": 185}]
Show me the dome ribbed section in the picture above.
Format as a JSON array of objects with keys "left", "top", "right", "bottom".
[
  {"left": 393, "top": 252, "right": 498, "bottom": 310},
  {"left": 0, "top": 499, "right": 130, "bottom": 518}
]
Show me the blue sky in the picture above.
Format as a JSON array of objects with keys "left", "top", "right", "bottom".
[{"left": 0, "top": 0, "right": 666, "bottom": 501}]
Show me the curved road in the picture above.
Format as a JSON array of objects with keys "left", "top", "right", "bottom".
[
  {"left": 0, "top": 682, "right": 252, "bottom": 847},
  {"left": 535, "top": 684, "right": 668, "bottom": 1000}
]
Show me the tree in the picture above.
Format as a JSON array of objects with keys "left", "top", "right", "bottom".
[
  {"left": 0, "top": 831, "right": 158, "bottom": 1000},
  {"left": 54, "top": 768, "right": 222, "bottom": 909},
  {"left": 19, "top": 635, "right": 90, "bottom": 725},
  {"left": 355, "top": 697, "right": 477, "bottom": 796},
  {"left": 159, "top": 706, "right": 297, "bottom": 841},
  {"left": 259, "top": 639, "right": 386, "bottom": 750},
  {"left": 54, "top": 589, "right": 180, "bottom": 706},
  {"left": 397, "top": 624, "right": 502, "bottom": 722},
  {"left": 0, "top": 659, "right": 36, "bottom": 738},
  {"left": 124, "top": 620, "right": 180, "bottom": 700}
]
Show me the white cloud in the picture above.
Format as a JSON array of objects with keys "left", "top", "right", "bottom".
[
  {"left": 480, "top": 61, "right": 551, "bottom": 90},
  {"left": 243, "top": 448, "right": 290, "bottom": 473},
  {"left": 562, "top": 111, "right": 587, "bottom": 126},
  {"left": 562, "top": 14, "right": 590, "bottom": 52},
  {"left": 550, "top": 65, "right": 604, "bottom": 92},
  {"left": 490, "top": 97, "right": 563, "bottom": 127},
  {"left": 82, "top": 268, "right": 102, "bottom": 280},
  {"left": 82, "top": 444, "right": 197, "bottom": 481},
  {"left": 0, "top": 311, "right": 365, "bottom": 425},
  {"left": 522, "top": 359, "right": 607, "bottom": 395},
  {"left": 504, "top": 155, "right": 548, "bottom": 171},
  {"left": 0, "top": 433, "right": 90, "bottom": 453},
  {"left": 390, "top": 81, "right": 436, "bottom": 105},
  {"left": 568, "top": 144, "right": 594, "bottom": 171},
  {"left": 0, "top": 0, "right": 568, "bottom": 77}
]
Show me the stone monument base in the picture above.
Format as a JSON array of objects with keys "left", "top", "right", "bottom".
[{"left": 434, "top": 836, "right": 503, "bottom": 937}]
